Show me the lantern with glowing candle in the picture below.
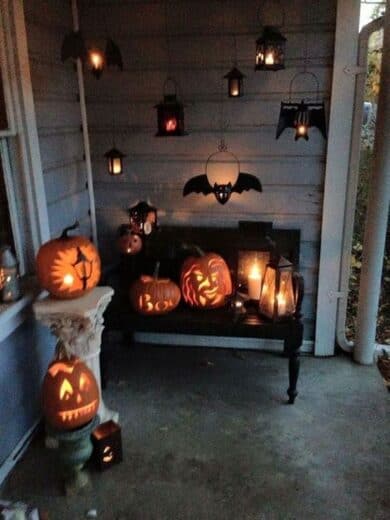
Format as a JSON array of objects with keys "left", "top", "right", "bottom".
[
  {"left": 247, "top": 262, "right": 263, "bottom": 300},
  {"left": 155, "top": 78, "right": 187, "bottom": 137},
  {"left": 92, "top": 420, "right": 123, "bottom": 471},
  {"left": 258, "top": 254, "right": 296, "bottom": 321},
  {"left": 224, "top": 67, "right": 245, "bottom": 98},
  {"left": 88, "top": 49, "right": 105, "bottom": 79},
  {"left": 0, "top": 246, "right": 21, "bottom": 303},
  {"left": 255, "top": 26, "right": 286, "bottom": 71},
  {"left": 104, "top": 147, "right": 126, "bottom": 176}
]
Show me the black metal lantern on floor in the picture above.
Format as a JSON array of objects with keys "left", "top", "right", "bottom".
[
  {"left": 258, "top": 253, "right": 299, "bottom": 321},
  {"left": 104, "top": 147, "right": 125, "bottom": 176},
  {"left": 154, "top": 78, "right": 187, "bottom": 137},
  {"left": 224, "top": 67, "right": 245, "bottom": 98},
  {"left": 255, "top": 26, "right": 286, "bottom": 71}
]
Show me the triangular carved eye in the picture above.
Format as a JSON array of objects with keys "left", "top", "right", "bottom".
[
  {"left": 79, "top": 372, "right": 90, "bottom": 391},
  {"left": 60, "top": 378, "right": 73, "bottom": 400}
]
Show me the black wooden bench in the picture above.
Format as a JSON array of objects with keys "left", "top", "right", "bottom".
[{"left": 104, "top": 222, "right": 304, "bottom": 404}]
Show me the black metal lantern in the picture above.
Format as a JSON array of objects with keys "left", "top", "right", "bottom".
[
  {"left": 88, "top": 49, "right": 105, "bottom": 79},
  {"left": 129, "top": 201, "right": 157, "bottom": 235},
  {"left": 154, "top": 78, "right": 187, "bottom": 137},
  {"left": 258, "top": 254, "right": 296, "bottom": 321},
  {"left": 224, "top": 67, "right": 245, "bottom": 98},
  {"left": 92, "top": 420, "right": 123, "bottom": 471},
  {"left": 104, "top": 147, "right": 125, "bottom": 176},
  {"left": 255, "top": 26, "right": 286, "bottom": 71}
]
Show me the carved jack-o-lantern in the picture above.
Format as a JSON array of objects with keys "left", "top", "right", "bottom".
[
  {"left": 42, "top": 356, "right": 100, "bottom": 430},
  {"left": 129, "top": 263, "right": 181, "bottom": 315},
  {"left": 36, "top": 222, "right": 101, "bottom": 299},
  {"left": 180, "top": 250, "right": 232, "bottom": 309},
  {"left": 117, "top": 227, "right": 143, "bottom": 256}
]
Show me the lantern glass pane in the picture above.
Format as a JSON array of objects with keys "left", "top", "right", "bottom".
[
  {"left": 277, "top": 269, "right": 295, "bottom": 317},
  {"left": 229, "top": 78, "right": 240, "bottom": 97},
  {"left": 112, "top": 157, "right": 122, "bottom": 175},
  {"left": 259, "top": 266, "right": 276, "bottom": 318}
]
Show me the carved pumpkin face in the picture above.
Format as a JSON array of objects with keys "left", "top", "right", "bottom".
[
  {"left": 42, "top": 356, "right": 99, "bottom": 430},
  {"left": 129, "top": 275, "right": 181, "bottom": 315},
  {"left": 36, "top": 223, "right": 101, "bottom": 299},
  {"left": 103, "top": 446, "right": 114, "bottom": 463},
  {"left": 180, "top": 253, "right": 232, "bottom": 308},
  {"left": 117, "top": 232, "right": 142, "bottom": 255}
]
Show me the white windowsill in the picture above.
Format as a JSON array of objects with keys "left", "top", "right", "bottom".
[{"left": 0, "top": 276, "right": 43, "bottom": 343}]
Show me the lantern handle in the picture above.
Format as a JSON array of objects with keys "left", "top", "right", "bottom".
[
  {"left": 163, "top": 76, "right": 178, "bottom": 97},
  {"left": 288, "top": 71, "right": 320, "bottom": 102},
  {"left": 292, "top": 271, "right": 304, "bottom": 319},
  {"left": 256, "top": 0, "right": 285, "bottom": 28}
]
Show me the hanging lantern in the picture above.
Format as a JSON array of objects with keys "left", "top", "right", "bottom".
[
  {"left": 224, "top": 67, "right": 245, "bottom": 98},
  {"left": 88, "top": 49, "right": 105, "bottom": 79},
  {"left": 154, "top": 78, "right": 187, "bottom": 136},
  {"left": 104, "top": 147, "right": 125, "bottom": 176},
  {"left": 128, "top": 201, "right": 157, "bottom": 236},
  {"left": 255, "top": 26, "right": 286, "bottom": 71},
  {"left": 258, "top": 254, "right": 296, "bottom": 321}
]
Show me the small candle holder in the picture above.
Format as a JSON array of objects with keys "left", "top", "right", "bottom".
[{"left": 0, "top": 246, "right": 21, "bottom": 303}]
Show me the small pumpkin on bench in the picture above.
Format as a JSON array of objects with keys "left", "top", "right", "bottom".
[{"left": 129, "top": 262, "right": 181, "bottom": 315}]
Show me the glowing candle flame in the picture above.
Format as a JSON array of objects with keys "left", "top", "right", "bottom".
[
  {"left": 165, "top": 118, "right": 177, "bottom": 132},
  {"left": 248, "top": 264, "right": 262, "bottom": 300},
  {"left": 90, "top": 51, "right": 103, "bottom": 69},
  {"left": 63, "top": 274, "right": 74, "bottom": 286},
  {"left": 298, "top": 125, "right": 307, "bottom": 135},
  {"left": 265, "top": 52, "right": 275, "bottom": 65}
]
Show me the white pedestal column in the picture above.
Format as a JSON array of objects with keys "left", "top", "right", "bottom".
[{"left": 33, "top": 286, "right": 118, "bottom": 423}]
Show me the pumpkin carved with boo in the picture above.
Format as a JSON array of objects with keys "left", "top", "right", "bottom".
[
  {"left": 180, "top": 249, "right": 232, "bottom": 308},
  {"left": 42, "top": 355, "right": 99, "bottom": 431},
  {"left": 36, "top": 222, "right": 101, "bottom": 299}
]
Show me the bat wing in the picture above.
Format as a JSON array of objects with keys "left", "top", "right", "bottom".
[
  {"left": 105, "top": 38, "right": 123, "bottom": 70},
  {"left": 61, "top": 31, "right": 86, "bottom": 62},
  {"left": 276, "top": 103, "right": 297, "bottom": 139},
  {"left": 183, "top": 174, "right": 213, "bottom": 196},
  {"left": 232, "top": 173, "right": 262, "bottom": 194},
  {"left": 309, "top": 106, "right": 327, "bottom": 139}
]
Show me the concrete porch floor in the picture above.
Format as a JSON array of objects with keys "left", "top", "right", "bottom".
[{"left": 1, "top": 342, "right": 389, "bottom": 520}]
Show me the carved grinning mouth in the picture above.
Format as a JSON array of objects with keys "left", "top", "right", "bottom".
[{"left": 58, "top": 399, "right": 98, "bottom": 423}]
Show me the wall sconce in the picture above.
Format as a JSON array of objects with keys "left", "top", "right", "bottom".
[
  {"left": 154, "top": 78, "right": 187, "bottom": 136},
  {"left": 183, "top": 140, "right": 262, "bottom": 205},
  {"left": 224, "top": 67, "right": 245, "bottom": 98},
  {"left": 276, "top": 72, "right": 327, "bottom": 141},
  {"left": 129, "top": 201, "right": 158, "bottom": 236},
  {"left": 92, "top": 420, "right": 123, "bottom": 471},
  {"left": 0, "top": 246, "right": 20, "bottom": 303},
  {"left": 255, "top": 1, "right": 286, "bottom": 71},
  {"left": 104, "top": 147, "right": 125, "bottom": 176},
  {"left": 258, "top": 254, "right": 297, "bottom": 321},
  {"left": 88, "top": 49, "right": 105, "bottom": 79}
]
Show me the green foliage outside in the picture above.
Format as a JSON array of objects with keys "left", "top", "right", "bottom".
[{"left": 346, "top": 25, "right": 390, "bottom": 345}]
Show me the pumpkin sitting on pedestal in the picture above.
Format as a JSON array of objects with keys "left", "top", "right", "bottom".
[{"left": 36, "top": 222, "right": 101, "bottom": 299}]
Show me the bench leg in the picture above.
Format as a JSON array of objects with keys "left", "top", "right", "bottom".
[{"left": 284, "top": 321, "right": 303, "bottom": 404}]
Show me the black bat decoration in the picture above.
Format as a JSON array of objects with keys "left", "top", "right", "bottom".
[
  {"left": 61, "top": 31, "right": 86, "bottom": 62},
  {"left": 105, "top": 38, "right": 123, "bottom": 70},
  {"left": 183, "top": 172, "right": 262, "bottom": 205},
  {"left": 276, "top": 100, "right": 327, "bottom": 140}
]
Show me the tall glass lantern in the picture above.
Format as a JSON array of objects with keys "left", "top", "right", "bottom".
[{"left": 258, "top": 255, "right": 296, "bottom": 320}]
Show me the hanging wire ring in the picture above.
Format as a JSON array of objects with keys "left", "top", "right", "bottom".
[
  {"left": 257, "top": 0, "right": 285, "bottom": 27},
  {"left": 205, "top": 144, "right": 241, "bottom": 178},
  {"left": 288, "top": 71, "right": 320, "bottom": 102}
]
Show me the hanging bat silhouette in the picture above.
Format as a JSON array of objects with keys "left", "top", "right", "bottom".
[
  {"left": 61, "top": 31, "right": 86, "bottom": 62},
  {"left": 105, "top": 38, "right": 123, "bottom": 70},
  {"left": 276, "top": 100, "right": 327, "bottom": 141},
  {"left": 183, "top": 172, "right": 262, "bottom": 205}
]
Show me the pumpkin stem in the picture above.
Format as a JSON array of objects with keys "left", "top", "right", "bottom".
[
  {"left": 153, "top": 261, "right": 160, "bottom": 279},
  {"left": 181, "top": 242, "right": 205, "bottom": 257},
  {"left": 60, "top": 221, "right": 80, "bottom": 239}
]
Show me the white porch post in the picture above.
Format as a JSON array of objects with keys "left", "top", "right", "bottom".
[{"left": 354, "top": 1, "right": 390, "bottom": 365}]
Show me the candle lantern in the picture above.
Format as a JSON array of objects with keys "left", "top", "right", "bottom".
[
  {"left": 92, "top": 420, "right": 123, "bottom": 471},
  {"left": 224, "top": 67, "right": 245, "bottom": 98},
  {"left": 155, "top": 78, "right": 187, "bottom": 136},
  {"left": 0, "top": 246, "right": 21, "bottom": 303},
  {"left": 129, "top": 201, "right": 157, "bottom": 236},
  {"left": 255, "top": 26, "right": 286, "bottom": 71},
  {"left": 104, "top": 147, "right": 125, "bottom": 176},
  {"left": 88, "top": 49, "right": 105, "bottom": 79},
  {"left": 258, "top": 254, "right": 296, "bottom": 321}
]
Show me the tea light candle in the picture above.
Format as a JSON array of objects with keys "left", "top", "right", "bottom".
[
  {"left": 265, "top": 52, "right": 275, "bottom": 65},
  {"left": 248, "top": 264, "right": 262, "bottom": 300},
  {"left": 277, "top": 292, "right": 286, "bottom": 315}
]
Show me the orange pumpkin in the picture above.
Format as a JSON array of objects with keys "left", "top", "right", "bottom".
[
  {"left": 42, "top": 356, "right": 99, "bottom": 430},
  {"left": 129, "top": 262, "right": 181, "bottom": 315},
  {"left": 117, "top": 230, "right": 142, "bottom": 255},
  {"left": 36, "top": 222, "right": 101, "bottom": 299},
  {"left": 180, "top": 251, "right": 232, "bottom": 308}
]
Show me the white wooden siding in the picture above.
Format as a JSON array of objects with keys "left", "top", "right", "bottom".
[
  {"left": 81, "top": 0, "right": 336, "bottom": 341},
  {"left": 24, "top": 0, "right": 93, "bottom": 240}
]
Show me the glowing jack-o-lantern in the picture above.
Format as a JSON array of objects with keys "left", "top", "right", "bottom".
[
  {"left": 180, "top": 251, "right": 232, "bottom": 309},
  {"left": 129, "top": 263, "right": 181, "bottom": 315},
  {"left": 36, "top": 222, "right": 101, "bottom": 299},
  {"left": 42, "top": 356, "right": 99, "bottom": 430},
  {"left": 92, "top": 420, "right": 123, "bottom": 470},
  {"left": 117, "top": 226, "right": 143, "bottom": 255}
]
